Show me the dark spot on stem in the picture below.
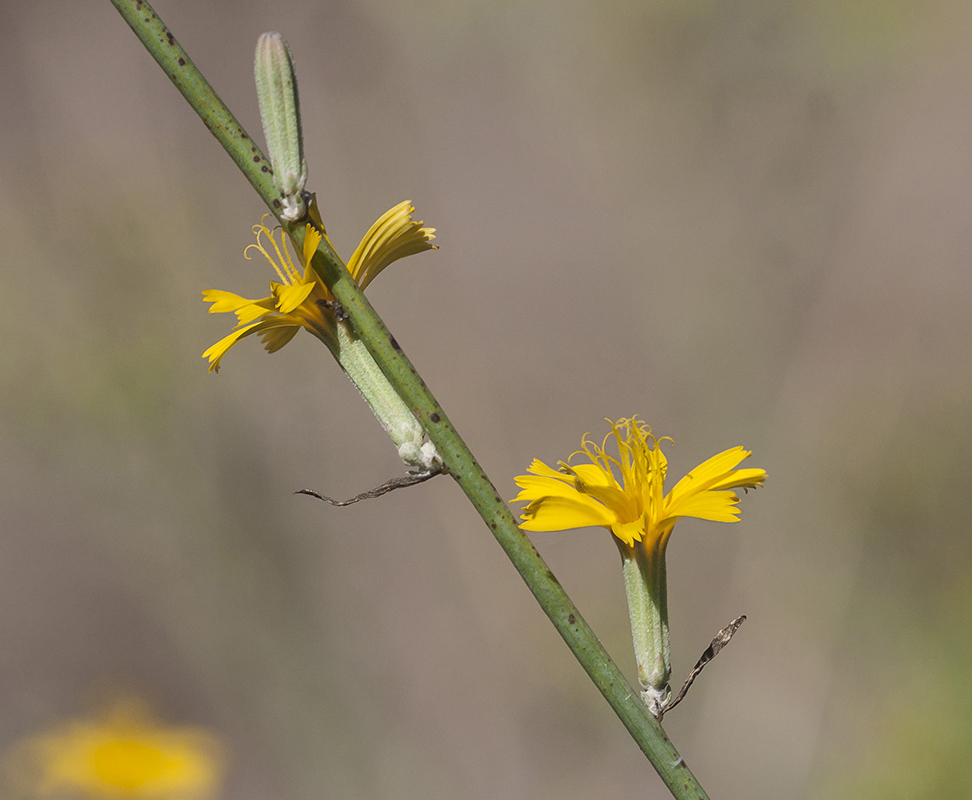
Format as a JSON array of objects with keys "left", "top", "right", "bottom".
[
  {"left": 568, "top": 614, "right": 575, "bottom": 624},
  {"left": 261, "top": 166, "right": 269, "bottom": 173},
  {"left": 253, "top": 156, "right": 261, "bottom": 163},
  {"left": 177, "top": 57, "right": 185, "bottom": 66},
  {"left": 490, "top": 523, "right": 497, "bottom": 530},
  {"left": 429, "top": 413, "right": 441, "bottom": 424},
  {"left": 390, "top": 336, "right": 401, "bottom": 351},
  {"left": 272, "top": 199, "right": 281, "bottom": 209},
  {"left": 166, "top": 31, "right": 174, "bottom": 45}
]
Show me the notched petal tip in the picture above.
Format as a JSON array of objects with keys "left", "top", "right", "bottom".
[
  {"left": 611, "top": 518, "right": 645, "bottom": 547},
  {"left": 275, "top": 280, "right": 315, "bottom": 314},
  {"left": 302, "top": 223, "right": 323, "bottom": 266}
]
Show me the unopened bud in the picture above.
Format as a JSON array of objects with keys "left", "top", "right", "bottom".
[{"left": 254, "top": 32, "right": 308, "bottom": 221}]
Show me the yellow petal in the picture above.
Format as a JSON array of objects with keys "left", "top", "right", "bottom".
[
  {"left": 519, "top": 494, "right": 616, "bottom": 532},
  {"left": 234, "top": 298, "right": 276, "bottom": 326},
  {"left": 709, "top": 467, "right": 767, "bottom": 491},
  {"left": 511, "top": 460, "right": 576, "bottom": 502},
  {"left": 202, "top": 289, "right": 261, "bottom": 314},
  {"left": 347, "top": 201, "right": 437, "bottom": 290},
  {"left": 260, "top": 324, "right": 301, "bottom": 353},
  {"left": 202, "top": 318, "right": 301, "bottom": 373},
  {"left": 275, "top": 280, "right": 316, "bottom": 314},
  {"left": 569, "top": 463, "right": 621, "bottom": 490},
  {"left": 526, "top": 458, "right": 574, "bottom": 482},
  {"left": 667, "top": 447, "right": 752, "bottom": 502},
  {"left": 302, "top": 223, "right": 323, "bottom": 268},
  {"left": 202, "top": 290, "right": 277, "bottom": 329},
  {"left": 512, "top": 474, "right": 585, "bottom": 504},
  {"left": 666, "top": 490, "right": 743, "bottom": 524},
  {"left": 563, "top": 463, "right": 637, "bottom": 520},
  {"left": 611, "top": 518, "right": 645, "bottom": 547},
  {"left": 202, "top": 322, "right": 266, "bottom": 373}
]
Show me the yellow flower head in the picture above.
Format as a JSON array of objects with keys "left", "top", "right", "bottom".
[
  {"left": 2, "top": 696, "right": 225, "bottom": 799},
  {"left": 202, "top": 199, "right": 436, "bottom": 372},
  {"left": 512, "top": 417, "right": 766, "bottom": 548}
]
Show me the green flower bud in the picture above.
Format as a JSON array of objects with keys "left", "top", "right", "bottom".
[{"left": 254, "top": 32, "right": 307, "bottom": 221}]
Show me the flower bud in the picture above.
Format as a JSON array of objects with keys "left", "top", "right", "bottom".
[{"left": 254, "top": 32, "right": 308, "bottom": 221}]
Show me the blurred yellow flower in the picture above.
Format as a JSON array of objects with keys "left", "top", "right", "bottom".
[
  {"left": 512, "top": 417, "right": 766, "bottom": 548},
  {"left": 3, "top": 696, "right": 225, "bottom": 799},
  {"left": 202, "top": 199, "right": 436, "bottom": 372}
]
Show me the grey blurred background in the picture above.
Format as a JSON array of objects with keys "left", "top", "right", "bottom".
[{"left": 2, "top": 0, "right": 971, "bottom": 797}]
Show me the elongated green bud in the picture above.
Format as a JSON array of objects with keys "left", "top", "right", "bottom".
[
  {"left": 335, "top": 323, "right": 442, "bottom": 473},
  {"left": 254, "top": 32, "right": 308, "bottom": 221}
]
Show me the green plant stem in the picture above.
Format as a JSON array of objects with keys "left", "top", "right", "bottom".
[{"left": 109, "top": 2, "right": 710, "bottom": 797}]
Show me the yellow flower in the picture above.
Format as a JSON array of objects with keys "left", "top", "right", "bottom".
[
  {"left": 512, "top": 417, "right": 766, "bottom": 548},
  {"left": 202, "top": 199, "right": 436, "bottom": 372},
  {"left": 2, "top": 696, "right": 225, "bottom": 799}
]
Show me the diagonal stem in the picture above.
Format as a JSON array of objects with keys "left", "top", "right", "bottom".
[{"left": 108, "top": 2, "right": 710, "bottom": 797}]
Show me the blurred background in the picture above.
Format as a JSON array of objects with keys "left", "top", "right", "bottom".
[{"left": 1, "top": 0, "right": 971, "bottom": 797}]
